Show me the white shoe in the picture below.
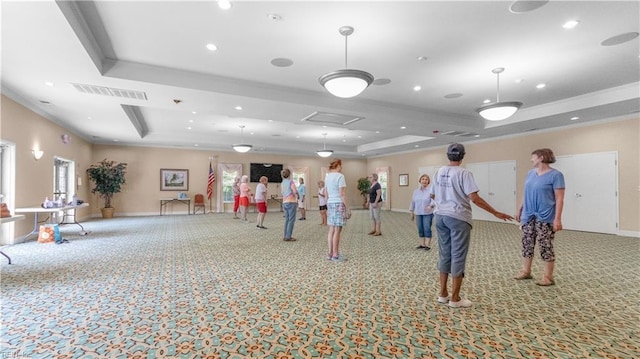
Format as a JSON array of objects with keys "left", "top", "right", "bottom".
[
  {"left": 448, "top": 298, "right": 472, "bottom": 308},
  {"left": 437, "top": 295, "right": 450, "bottom": 304}
]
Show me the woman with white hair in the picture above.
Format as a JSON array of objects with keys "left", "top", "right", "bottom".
[{"left": 238, "top": 175, "right": 252, "bottom": 222}]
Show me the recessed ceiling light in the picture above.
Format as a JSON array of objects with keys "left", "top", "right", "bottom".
[
  {"left": 357, "top": 135, "right": 362, "bottom": 139},
  {"left": 483, "top": 99, "right": 491, "bottom": 104},
  {"left": 44, "top": 81, "right": 54, "bottom": 87},
  {"left": 235, "top": 106, "right": 242, "bottom": 110},
  {"left": 417, "top": 56, "right": 428, "bottom": 61},
  {"left": 515, "top": 79, "right": 524, "bottom": 83},
  {"left": 413, "top": 85, "right": 422, "bottom": 92},
  {"left": 400, "top": 126, "right": 406, "bottom": 129},
  {"left": 296, "top": 136, "right": 300, "bottom": 139},
  {"left": 218, "top": 0, "right": 231, "bottom": 10},
  {"left": 414, "top": 145, "right": 419, "bottom": 148},
  {"left": 189, "top": 119, "right": 194, "bottom": 123},
  {"left": 194, "top": 144, "right": 199, "bottom": 147},
  {"left": 206, "top": 43, "right": 217, "bottom": 51},
  {"left": 88, "top": 116, "right": 93, "bottom": 120},
  {"left": 474, "top": 134, "right": 481, "bottom": 138},
  {"left": 342, "top": 139, "right": 346, "bottom": 142},
  {"left": 192, "top": 111, "right": 197, "bottom": 114},
  {"left": 563, "top": 20, "right": 579, "bottom": 29},
  {"left": 113, "top": 139, "right": 119, "bottom": 142},
  {"left": 570, "top": 116, "right": 580, "bottom": 121},
  {"left": 187, "top": 127, "right": 192, "bottom": 130},
  {"left": 536, "top": 83, "right": 546, "bottom": 89}
]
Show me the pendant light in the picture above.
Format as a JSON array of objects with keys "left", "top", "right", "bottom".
[
  {"left": 316, "top": 133, "right": 334, "bottom": 158},
  {"left": 476, "top": 67, "right": 523, "bottom": 121},
  {"left": 319, "top": 26, "right": 374, "bottom": 98},
  {"left": 232, "top": 125, "right": 252, "bottom": 153}
]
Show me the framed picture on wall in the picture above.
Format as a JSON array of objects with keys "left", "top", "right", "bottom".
[
  {"left": 399, "top": 174, "right": 409, "bottom": 187},
  {"left": 161, "top": 169, "right": 189, "bottom": 191}
]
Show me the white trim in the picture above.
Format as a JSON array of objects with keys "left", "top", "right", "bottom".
[{"left": 617, "top": 230, "right": 640, "bottom": 238}]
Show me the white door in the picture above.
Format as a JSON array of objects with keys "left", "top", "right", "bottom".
[
  {"left": 466, "top": 161, "right": 517, "bottom": 222},
  {"left": 553, "top": 152, "right": 618, "bottom": 234}
]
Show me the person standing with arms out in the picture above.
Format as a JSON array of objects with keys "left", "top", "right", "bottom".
[
  {"left": 280, "top": 169, "right": 299, "bottom": 242},
  {"left": 298, "top": 178, "right": 307, "bottom": 220},
  {"left": 410, "top": 174, "right": 435, "bottom": 250},
  {"left": 238, "top": 175, "right": 253, "bottom": 222},
  {"left": 366, "top": 173, "right": 383, "bottom": 236},
  {"left": 318, "top": 180, "right": 328, "bottom": 226},
  {"left": 325, "top": 159, "right": 347, "bottom": 261},
  {"left": 514, "top": 148, "right": 565, "bottom": 286},
  {"left": 432, "top": 143, "right": 514, "bottom": 308},
  {"left": 255, "top": 176, "right": 269, "bottom": 229},
  {"left": 232, "top": 176, "right": 241, "bottom": 219}
]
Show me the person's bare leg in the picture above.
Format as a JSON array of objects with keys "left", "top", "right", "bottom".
[
  {"left": 327, "top": 227, "right": 335, "bottom": 257},
  {"left": 332, "top": 227, "right": 342, "bottom": 258},
  {"left": 439, "top": 272, "right": 449, "bottom": 298},
  {"left": 543, "top": 260, "right": 555, "bottom": 282},
  {"left": 451, "top": 275, "right": 464, "bottom": 302}
]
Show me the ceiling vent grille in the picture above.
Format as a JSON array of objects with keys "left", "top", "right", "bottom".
[
  {"left": 440, "top": 130, "right": 478, "bottom": 137},
  {"left": 71, "top": 83, "right": 147, "bottom": 100},
  {"left": 300, "top": 111, "right": 363, "bottom": 126}
]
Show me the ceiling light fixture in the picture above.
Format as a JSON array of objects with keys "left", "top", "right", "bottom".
[
  {"left": 232, "top": 125, "right": 252, "bottom": 153},
  {"left": 476, "top": 67, "right": 523, "bottom": 121},
  {"left": 319, "top": 26, "right": 374, "bottom": 98},
  {"left": 316, "top": 133, "right": 334, "bottom": 158}
]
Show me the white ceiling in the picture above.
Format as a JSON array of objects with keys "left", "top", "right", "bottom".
[{"left": 2, "top": 1, "right": 639, "bottom": 158}]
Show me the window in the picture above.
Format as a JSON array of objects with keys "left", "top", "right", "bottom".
[
  {"left": 53, "top": 157, "right": 76, "bottom": 203},
  {"left": 218, "top": 163, "right": 242, "bottom": 203}
]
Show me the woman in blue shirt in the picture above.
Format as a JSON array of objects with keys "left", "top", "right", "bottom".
[
  {"left": 410, "top": 174, "right": 435, "bottom": 250},
  {"left": 514, "top": 148, "right": 565, "bottom": 286}
]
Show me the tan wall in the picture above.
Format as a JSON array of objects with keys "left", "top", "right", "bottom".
[
  {"left": 89, "top": 145, "right": 367, "bottom": 216},
  {"left": 368, "top": 117, "right": 640, "bottom": 234},
  {"left": 2, "top": 95, "right": 638, "bottom": 240},
  {"left": 1, "top": 95, "right": 93, "bottom": 240}
]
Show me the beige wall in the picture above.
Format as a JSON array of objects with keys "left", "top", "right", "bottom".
[
  {"left": 368, "top": 117, "right": 639, "bottom": 234},
  {"left": 89, "top": 145, "right": 367, "bottom": 216},
  {"left": 2, "top": 95, "right": 639, "bottom": 241},
  {"left": 1, "top": 95, "right": 93, "bottom": 241}
]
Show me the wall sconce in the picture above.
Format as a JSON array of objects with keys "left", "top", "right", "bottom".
[{"left": 32, "top": 149, "right": 44, "bottom": 160}]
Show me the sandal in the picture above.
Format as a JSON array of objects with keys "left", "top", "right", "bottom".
[
  {"left": 514, "top": 272, "right": 533, "bottom": 280},
  {"left": 536, "top": 277, "right": 555, "bottom": 286}
]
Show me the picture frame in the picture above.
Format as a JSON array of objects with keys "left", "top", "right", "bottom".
[
  {"left": 399, "top": 174, "right": 409, "bottom": 187},
  {"left": 160, "top": 169, "right": 189, "bottom": 191}
]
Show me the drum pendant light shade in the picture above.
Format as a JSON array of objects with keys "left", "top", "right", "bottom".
[{"left": 319, "top": 26, "right": 374, "bottom": 98}]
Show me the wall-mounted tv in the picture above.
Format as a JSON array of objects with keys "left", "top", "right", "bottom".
[{"left": 250, "top": 163, "right": 283, "bottom": 183}]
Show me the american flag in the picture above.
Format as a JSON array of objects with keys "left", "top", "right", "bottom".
[{"left": 207, "top": 162, "right": 215, "bottom": 200}]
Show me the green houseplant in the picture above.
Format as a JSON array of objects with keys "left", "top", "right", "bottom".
[
  {"left": 86, "top": 159, "right": 127, "bottom": 218},
  {"left": 357, "top": 177, "right": 371, "bottom": 208}
]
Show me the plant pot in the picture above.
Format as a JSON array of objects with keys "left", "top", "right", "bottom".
[{"left": 101, "top": 207, "right": 115, "bottom": 219}]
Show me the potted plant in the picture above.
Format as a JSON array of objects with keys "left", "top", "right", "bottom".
[
  {"left": 357, "top": 177, "right": 371, "bottom": 209},
  {"left": 86, "top": 159, "right": 127, "bottom": 218}
]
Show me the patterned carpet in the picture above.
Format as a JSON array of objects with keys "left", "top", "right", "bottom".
[{"left": 1, "top": 209, "right": 638, "bottom": 358}]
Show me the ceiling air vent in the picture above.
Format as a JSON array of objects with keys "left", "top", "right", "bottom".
[
  {"left": 439, "top": 130, "right": 479, "bottom": 137},
  {"left": 300, "top": 111, "right": 363, "bottom": 126},
  {"left": 71, "top": 83, "right": 147, "bottom": 100}
]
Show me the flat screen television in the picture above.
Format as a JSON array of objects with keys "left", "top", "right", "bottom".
[{"left": 250, "top": 163, "right": 283, "bottom": 183}]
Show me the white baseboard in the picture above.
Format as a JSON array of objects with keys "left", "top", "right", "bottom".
[{"left": 617, "top": 230, "right": 640, "bottom": 238}]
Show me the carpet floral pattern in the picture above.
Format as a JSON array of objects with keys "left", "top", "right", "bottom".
[{"left": 1, "top": 210, "right": 638, "bottom": 358}]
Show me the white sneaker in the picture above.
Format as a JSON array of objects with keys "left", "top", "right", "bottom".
[
  {"left": 437, "top": 295, "right": 450, "bottom": 304},
  {"left": 448, "top": 298, "right": 473, "bottom": 308}
]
